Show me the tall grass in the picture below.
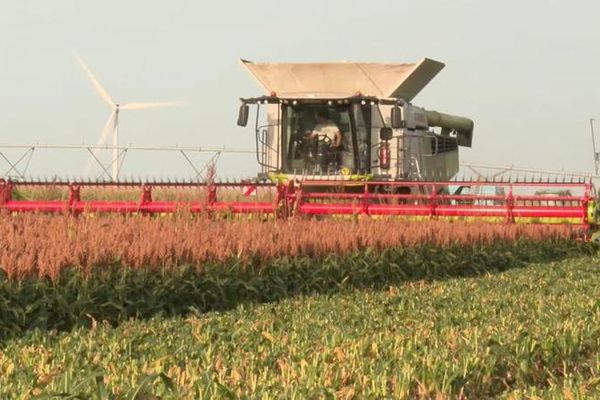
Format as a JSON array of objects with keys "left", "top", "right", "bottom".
[{"left": 0, "top": 214, "right": 578, "bottom": 280}]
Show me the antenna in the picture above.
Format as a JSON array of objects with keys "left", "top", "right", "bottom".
[
  {"left": 591, "top": 118, "right": 599, "bottom": 175},
  {"left": 76, "top": 55, "right": 183, "bottom": 181}
]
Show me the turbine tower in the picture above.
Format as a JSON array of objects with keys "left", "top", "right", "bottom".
[{"left": 76, "top": 56, "right": 180, "bottom": 181}]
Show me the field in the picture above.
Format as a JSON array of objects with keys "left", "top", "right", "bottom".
[
  {"left": 0, "top": 215, "right": 596, "bottom": 398},
  {"left": 0, "top": 215, "right": 576, "bottom": 279},
  {"left": 1, "top": 256, "right": 599, "bottom": 398}
]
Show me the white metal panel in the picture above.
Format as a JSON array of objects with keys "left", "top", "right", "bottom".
[{"left": 241, "top": 58, "right": 444, "bottom": 101}]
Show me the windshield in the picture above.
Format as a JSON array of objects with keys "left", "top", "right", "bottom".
[{"left": 282, "top": 103, "right": 371, "bottom": 175}]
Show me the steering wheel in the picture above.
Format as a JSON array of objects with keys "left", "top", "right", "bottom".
[{"left": 313, "top": 134, "right": 332, "bottom": 147}]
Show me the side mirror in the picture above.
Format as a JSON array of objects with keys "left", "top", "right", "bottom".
[
  {"left": 379, "top": 127, "right": 393, "bottom": 141},
  {"left": 237, "top": 104, "right": 249, "bottom": 127},
  {"left": 391, "top": 106, "right": 403, "bottom": 129}
]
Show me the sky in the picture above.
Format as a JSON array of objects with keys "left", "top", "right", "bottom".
[{"left": 1, "top": 0, "right": 599, "bottom": 179}]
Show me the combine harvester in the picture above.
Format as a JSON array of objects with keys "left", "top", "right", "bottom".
[{"left": 0, "top": 58, "right": 597, "bottom": 236}]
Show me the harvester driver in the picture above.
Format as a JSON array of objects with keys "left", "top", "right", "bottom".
[
  {"left": 309, "top": 110, "right": 342, "bottom": 148},
  {"left": 308, "top": 110, "right": 344, "bottom": 172}
]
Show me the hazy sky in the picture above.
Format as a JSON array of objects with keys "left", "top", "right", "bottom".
[{"left": 1, "top": 0, "right": 599, "bottom": 178}]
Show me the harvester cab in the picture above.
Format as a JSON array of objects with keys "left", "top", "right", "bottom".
[{"left": 237, "top": 58, "right": 474, "bottom": 183}]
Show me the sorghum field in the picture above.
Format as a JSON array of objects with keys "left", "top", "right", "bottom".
[
  {"left": 0, "top": 215, "right": 577, "bottom": 279},
  {"left": 0, "top": 215, "right": 596, "bottom": 398}
]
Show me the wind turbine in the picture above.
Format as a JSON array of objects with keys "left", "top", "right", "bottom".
[{"left": 76, "top": 55, "right": 181, "bottom": 181}]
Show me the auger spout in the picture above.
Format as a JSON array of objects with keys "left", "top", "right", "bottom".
[{"left": 425, "top": 110, "right": 474, "bottom": 148}]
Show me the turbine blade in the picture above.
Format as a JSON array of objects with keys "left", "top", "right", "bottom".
[
  {"left": 75, "top": 55, "right": 115, "bottom": 107},
  {"left": 95, "top": 111, "right": 116, "bottom": 146},
  {"left": 84, "top": 111, "right": 115, "bottom": 176},
  {"left": 120, "top": 101, "right": 183, "bottom": 110}
]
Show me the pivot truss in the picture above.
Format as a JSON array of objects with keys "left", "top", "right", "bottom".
[{"left": 0, "top": 178, "right": 595, "bottom": 231}]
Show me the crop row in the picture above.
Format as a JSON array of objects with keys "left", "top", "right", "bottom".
[
  {"left": 0, "top": 236, "right": 589, "bottom": 341},
  {"left": 0, "top": 214, "right": 580, "bottom": 280},
  {"left": 1, "top": 255, "right": 599, "bottom": 398}
]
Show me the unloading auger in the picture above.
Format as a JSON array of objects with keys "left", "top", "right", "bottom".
[{"left": 0, "top": 58, "right": 598, "bottom": 237}]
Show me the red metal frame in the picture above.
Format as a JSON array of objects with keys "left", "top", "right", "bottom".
[
  {"left": 0, "top": 178, "right": 594, "bottom": 230},
  {"left": 0, "top": 179, "right": 281, "bottom": 215},
  {"left": 292, "top": 180, "right": 592, "bottom": 221}
]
